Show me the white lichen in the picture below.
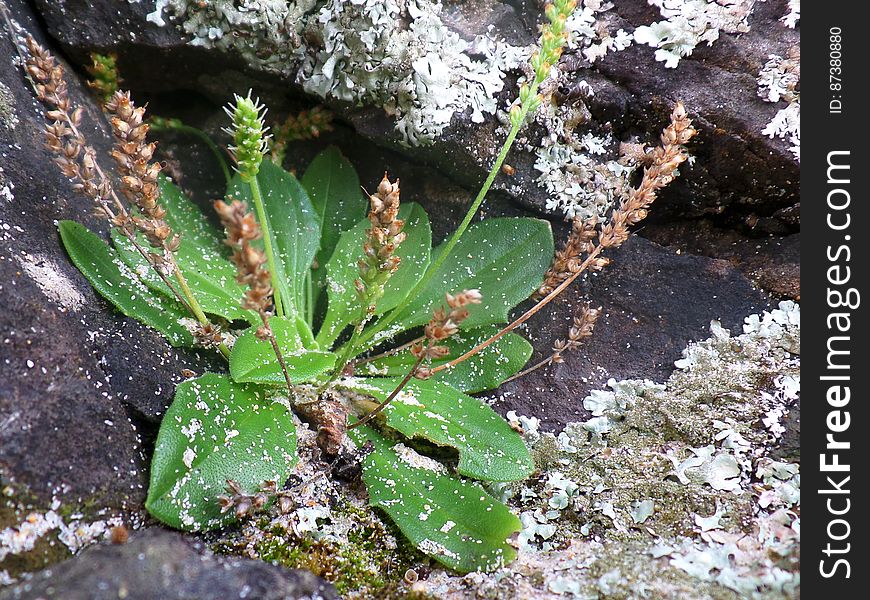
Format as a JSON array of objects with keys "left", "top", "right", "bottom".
[
  {"left": 154, "top": 0, "right": 529, "bottom": 146},
  {"left": 634, "top": 0, "right": 757, "bottom": 68},
  {"left": 15, "top": 253, "right": 86, "bottom": 312},
  {"left": 439, "top": 302, "right": 800, "bottom": 598},
  {"left": 0, "top": 503, "right": 127, "bottom": 562},
  {"left": 529, "top": 98, "right": 641, "bottom": 220},
  {"left": 755, "top": 52, "right": 800, "bottom": 162},
  {"left": 0, "top": 81, "right": 19, "bottom": 130},
  {"left": 781, "top": 0, "right": 800, "bottom": 28}
]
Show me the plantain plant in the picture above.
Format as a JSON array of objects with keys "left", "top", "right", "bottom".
[{"left": 17, "top": 0, "right": 696, "bottom": 575}]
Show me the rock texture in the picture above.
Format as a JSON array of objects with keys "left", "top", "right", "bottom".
[
  {"left": 1, "top": 0, "right": 786, "bottom": 584},
  {"left": 0, "top": 529, "right": 337, "bottom": 600},
  {"left": 1, "top": 0, "right": 215, "bottom": 551},
  {"left": 644, "top": 220, "right": 800, "bottom": 300},
  {"left": 31, "top": 0, "right": 799, "bottom": 225}
]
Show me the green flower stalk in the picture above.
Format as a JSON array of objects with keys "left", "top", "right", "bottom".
[
  {"left": 343, "top": 0, "right": 578, "bottom": 356},
  {"left": 224, "top": 93, "right": 288, "bottom": 316},
  {"left": 224, "top": 92, "right": 270, "bottom": 182},
  {"left": 86, "top": 52, "right": 120, "bottom": 104}
]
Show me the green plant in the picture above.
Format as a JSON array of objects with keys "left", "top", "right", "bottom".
[
  {"left": 85, "top": 52, "right": 120, "bottom": 103},
  {"left": 18, "top": 0, "right": 696, "bottom": 575}
]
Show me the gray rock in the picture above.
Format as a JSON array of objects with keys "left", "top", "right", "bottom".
[
  {"left": 644, "top": 220, "right": 800, "bottom": 299},
  {"left": 0, "top": 0, "right": 215, "bottom": 522},
  {"left": 489, "top": 235, "right": 771, "bottom": 431},
  {"left": 31, "top": 0, "right": 799, "bottom": 228},
  {"left": 0, "top": 529, "right": 337, "bottom": 600}
]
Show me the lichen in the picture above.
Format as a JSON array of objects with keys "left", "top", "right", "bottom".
[
  {"left": 211, "top": 303, "right": 799, "bottom": 598},
  {"left": 412, "top": 302, "right": 800, "bottom": 598},
  {"left": 152, "top": 0, "right": 528, "bottom": 146},
  {"left": 756, "top": 52, "right": 800, "bottom": 162},
  {"left": 565, "top": 0, "right": 633, "bottom": 63},
  {"left": 0, "top": 81, "right": 19, "bottom": 131},
  {"left": 634, "top": 0, "right": 757, "bottom": 68},
  {"left": 781, "top": 0, "right": 800, "bottom": 28},
  {"left": 0, "top": 486, "right": 133, "bottom": 581}
]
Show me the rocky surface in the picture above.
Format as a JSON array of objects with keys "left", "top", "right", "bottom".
[
  {"left": 1, "top": 0, "right": 795, "bottom": 592},
  {"left": 1, "top": 0, "right": 216, "bottom": 575},
  {"left": 0, "top": 528, "right": 337, "bottom": 599},
  {"left": 645, "top": 220, "right": 800, "bottom": 300},
  {"left": 32, "top": 0, "right": 800, "bottom": 225}
]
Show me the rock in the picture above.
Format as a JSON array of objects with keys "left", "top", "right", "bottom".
[
  {"left": 644, "top": 220, "right": 800, "bottom": 300},
  {"left": 488, "top": 234, "right": 771, "bottom": 431},
  {"left": 31, "top": 0, "right": 799, "bottom": 228},
  {"left": 0, "top": 0, "right": 215, "bottom": 569},
  {"left": 0, "top": 528, "right": 337, "bottom": 600},
  {"left": 588, "top": 0, "right": 800, "bottom": 223}
]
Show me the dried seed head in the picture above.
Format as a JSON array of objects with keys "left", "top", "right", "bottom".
[
  {"left": 217, "top": 479, "right": 285, "bottom": 519},
  {"left": 192, "top": 322, "right": 224, "bottom": 349},
  {"left": 411, "top": 289, "right": 482, "bottom": 372},
  {"left": 537, "top": 215, "right": 598, "bottom": 298},
  {"left": 551, "top": 304, "right": 601, "bottom": 361},
  {"left": 600, "top": 102, "right": 695, "bottom": 250},
  {"left": 355, "top": 174, "right": 406, "bottom": 311},
  {"left": 104, "top": 90, "right": 176, "bottom": 252},
  {"left": 214, "top": 199, "right": 274, "bottom": 315}
]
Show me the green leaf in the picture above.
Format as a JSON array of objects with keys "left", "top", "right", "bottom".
[
  {"left": 367, "top": 217, "right": 553, "bottom": 348},
  {"left": 146, "top": 373, "right": 298, "bottom": 531},
  {"left": 342, "top": 378, "right": 533, "bottom": 482},
  {"left": 359, "top": 326, "right": 532, "bottom": 393},
  {"left": 230, "top": 316, "right": 337, "bottom": 385},
  {"left": 111, "top": 177, "right": 257, "bottom": 323},
  {"left": 351, "top": 425, "right": 521, "bottom": 573},
  {"left": 228, "top": 160, "right": 320, "bottom": 322},
  {"left": 58, "top": 220, "right": 192, "bottom": 346},
  {"left": 154, "top": 174, "right": 225, "bottom": 250},
  {"left": 301, "top": 146, "right": 367, "bottom": 278},
  {"left": 316, "top": 203, "right": 431, "bottom": 347}
]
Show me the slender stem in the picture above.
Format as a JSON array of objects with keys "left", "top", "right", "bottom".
[
  {"left": 347, "top": 353, "right": 425, "bottom": 430},
  {"left": 173, "top": 267, "right": 208, "bottom": 324},
  {"left": 248, "top": 175, "right": 285, "bottom": 317},
  {"left": 353, "top": 335, "right": 425, "bottom": 369},
  {"left": 173, "top": 264, "right": 230, "bottom": 358},
  {"left": 117, "top": 223, "right": 188, "bottom": 306},
  {"left": 343, "top": 82, "right": 542, "bottom": 356},
  {"left": 304, "top": 269, "right": 313, "bottom": 327},
  {"left": 150, "top": 120, "right": 232, "bottom": 184},
  {"left": 264, "top": 315, "right": 294, "bottom": 396},
  {"left": 431, "top": 244, "right": 604, "bottom": 373},
  {"left": 320, "top": 308, "right": 368, "bottom": 392},
  {"left": 502, "top": 354, "right": 555, "bottom": 384}
]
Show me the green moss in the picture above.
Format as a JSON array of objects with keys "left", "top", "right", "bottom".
[
  {"left": 212, "top": 499, "right": 425, "bottom": 598},
  {"left": 0, "top": 481, "right": 130, "bottom": 579}
]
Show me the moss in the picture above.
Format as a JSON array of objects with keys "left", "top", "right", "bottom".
[
  {"left": 0, "top": 481, "right": 129, "bottom": 579},
  {"left": 213, "top": 498, "right": 425, "bottom": 598}
]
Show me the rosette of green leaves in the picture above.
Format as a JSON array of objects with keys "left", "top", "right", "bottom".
[{"left": 58, "top": 147, "right": 553, "bottom": 572}]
